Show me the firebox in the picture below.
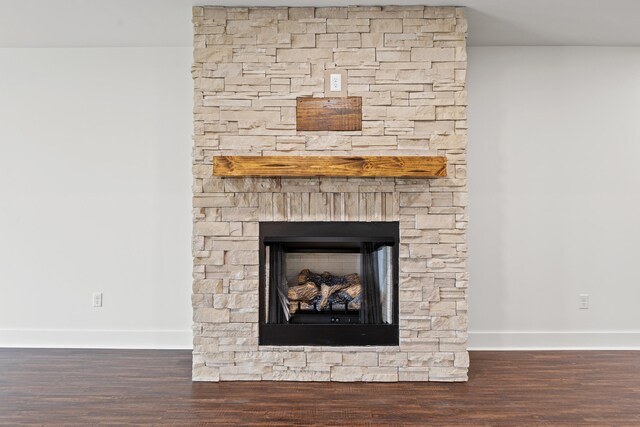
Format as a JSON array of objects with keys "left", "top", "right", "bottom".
[{"left": 259, "top": 222, "right": 399, "bottom": 346}]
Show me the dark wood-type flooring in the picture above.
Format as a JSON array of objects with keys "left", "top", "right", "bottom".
[{"left": 0, "top": 349, "right": 638, "bottom": 426}]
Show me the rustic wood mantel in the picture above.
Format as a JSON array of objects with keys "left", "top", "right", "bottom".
[{"left": 213, "top": 156, "right": 447, "bottom": 178}]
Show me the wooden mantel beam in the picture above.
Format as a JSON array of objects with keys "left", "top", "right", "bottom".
[{"left": 213, "top": 156, "right": 447, "bottom": 178}]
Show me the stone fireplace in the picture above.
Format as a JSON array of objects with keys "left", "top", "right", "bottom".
[{"left": 192, "top": 6, "right": 468, "bottom": 381}]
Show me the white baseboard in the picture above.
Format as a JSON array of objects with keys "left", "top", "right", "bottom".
[
  {"left": 468, "top": 331, "right": 640, "bottom": 350},
  {"left": 0, "top": 328, "right": 192, "bottom": 349},
  {"left": 2, "top": 329, "right": 638, "bottom": 350}
]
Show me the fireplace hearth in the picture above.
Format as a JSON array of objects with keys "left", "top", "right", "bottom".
[{"left": 259, "top": 222, "right": 399, "bottom": 346}]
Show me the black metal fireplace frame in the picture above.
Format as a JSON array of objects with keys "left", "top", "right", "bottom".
[{"left": 259, "top": 221, "right": 399, "bottom": 346}]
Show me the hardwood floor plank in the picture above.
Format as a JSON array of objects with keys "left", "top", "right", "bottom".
[{"left": 0, "top": 349, "right": 638, "bottom": 425}]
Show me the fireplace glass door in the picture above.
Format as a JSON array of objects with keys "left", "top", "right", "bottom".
[{"left": 259, "top": 222, "right": 399, "bottom": 346}]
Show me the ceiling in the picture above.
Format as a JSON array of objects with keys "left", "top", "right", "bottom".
[{"left": 0, "top": 0, "right": 639, "bottom": 47}]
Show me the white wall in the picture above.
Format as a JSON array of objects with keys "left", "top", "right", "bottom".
[
  {"left": 0, "top": 47, "right": 194, "bottom": 348},
  {"left": 1, "top": 44, "right": 638, "bottom": 348},
  {"left": 467, "top": 47, "right": 640, "bottom": 348},
  {"left": 2, "top": 0, "right": 640, "bottom": 47}
]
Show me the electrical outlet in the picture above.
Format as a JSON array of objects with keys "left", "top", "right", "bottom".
[
  {"left": 329, "top": 73, "right": 341, "bottom": 91},
  {"left": 92, "top": 292, "right": 103, "bottom": 308},
  {"left": 579, "top": 294, "right": 589, "bottom": 309},
  {"left": 324, "top": 70, "right": 347, "bottom": 96}
]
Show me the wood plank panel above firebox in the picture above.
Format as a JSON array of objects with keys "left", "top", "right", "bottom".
[
  {"left": 213, "top": 156, "right": 447, "bottom": 178},
  {"left": 296, "top": 97, "right": 362, "bottom": 132}
]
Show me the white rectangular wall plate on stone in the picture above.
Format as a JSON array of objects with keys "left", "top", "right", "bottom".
[
  {"left": 324, "top": 69, "right": 347, "bottom": 97},
  {"left": 330, "top": 73, "right": 341, "bottom": 91}
]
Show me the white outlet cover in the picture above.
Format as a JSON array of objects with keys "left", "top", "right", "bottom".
[
  {"left": 579, "top": 294, "right": 589, "bottom": 309},
  {"left": 92, "top": 292, "right": 103, "bottom": 307},
  {"left": 324, "top": 70, "right": 347, "bottom": 97},
  {"left": 329, "top": 73, "right": 341, "bottom": 91}
]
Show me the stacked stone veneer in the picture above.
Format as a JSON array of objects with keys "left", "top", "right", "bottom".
[{"left": 192, "top": 6, "right": 468, "bottom": 382}]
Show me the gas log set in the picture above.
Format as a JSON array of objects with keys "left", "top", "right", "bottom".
[{"left": 287, "top": 269, "right": 362, "bottom": 315}]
